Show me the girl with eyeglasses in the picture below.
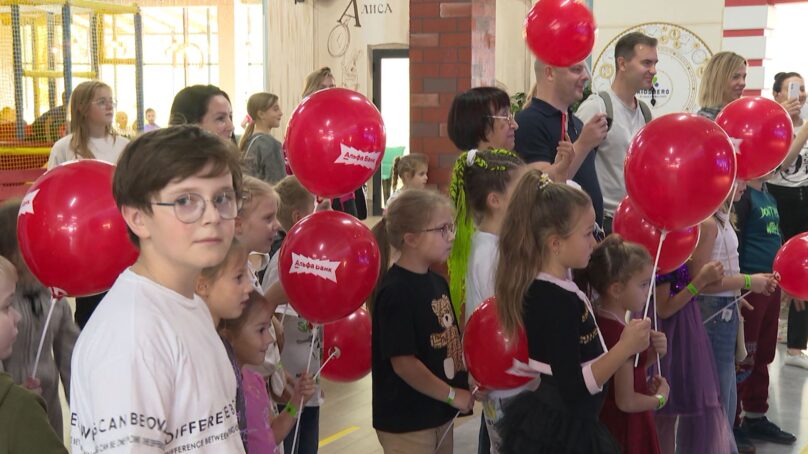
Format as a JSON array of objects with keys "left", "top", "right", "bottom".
[
  {"left": 47, "top": 81, "right": 130, "bottom": 330},
  {"left": 47, "top": 80, "right": 129, "bottom": 169},
  {"left": 370, "top": 189, "right": 473, "bottom": 453}
]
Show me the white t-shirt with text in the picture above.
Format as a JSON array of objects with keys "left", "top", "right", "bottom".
[{"left": 69, "top": 269, "right": 245, "bottom": 454}]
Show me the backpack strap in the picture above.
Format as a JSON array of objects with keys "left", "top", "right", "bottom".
[
  {"left": 638, "top": 100, "right": 653, "bottom": 124},
  {"left": 600, "top": 91, "right": 654, "bottom": 124},
  {"left": 597, "top": 91, "right": 613, "bottom": 122}
]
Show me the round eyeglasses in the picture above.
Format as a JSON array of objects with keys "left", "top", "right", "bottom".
[
  {"left": 151, "top": 190, "right": 242, "bottom": 224},
  {"left": 422, "top": 222, "right": 456, "bottom": 240}
]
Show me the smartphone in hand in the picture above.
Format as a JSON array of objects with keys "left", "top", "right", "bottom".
[{"left": 789, "top": 81, "right": 800, "bottom": 100}]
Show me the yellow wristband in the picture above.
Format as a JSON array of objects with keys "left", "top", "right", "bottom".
[{"left": 284, "top": 402, "right": 298, "bottom": 417}]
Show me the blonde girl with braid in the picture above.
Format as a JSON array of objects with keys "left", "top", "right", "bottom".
[
  {"left": 445, "top": 87, "right": 527, "bottom": 454},
  {"left": 387, "top": 153, "right": 429, "bottom": 206}
]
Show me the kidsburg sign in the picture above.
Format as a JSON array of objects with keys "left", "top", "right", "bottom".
[{"left": 591, "top": 23, "right": 713, "bottom": 115}]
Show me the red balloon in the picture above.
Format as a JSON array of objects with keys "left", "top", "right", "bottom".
[
  {"left": 463, "top": 297, "right": 531, "bottom": 390},
  {"left": 16, "top": 160, "right": 139, "bottom": 297},
  {"left": 715, "top": 97, "right": 793, "bottom": 180},
  {"left": 612, "top": 197, "right": 700, "bottom": 274},
  {"left": 524, "top": 0, "right": 596, "bottom": 67},
  {"left": 279, "top": 210, "right": 380, "bottom": 324},
  {"left": 284, "top": 88, "right": 386, "bottom": 198},
  {"left": 773, "top": 233, "right": 808, "bottom": 300},
  {"left": 624, "top": 113, "right": 736, "bottom": 230},
  {"left": 321, "top": 307, "right": 371, "bottom": 382}
]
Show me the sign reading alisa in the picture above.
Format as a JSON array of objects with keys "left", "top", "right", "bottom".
[
  {"left": 591, "top": 23, "right": 713, "bottom": 116},
  {"left": 339, "top": 0, "right": 394, "bottom": 28}
]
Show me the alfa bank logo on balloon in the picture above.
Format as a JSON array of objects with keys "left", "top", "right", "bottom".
[
  {"left": 334, "top": 144, "right": 381, "bottom": 170},
  {"left": 18, "top": 188, "right": 38, "bottom": 215},
  {"left": 285, "top": 88, "right": 386, "bottom": 198},
  {"left": 289, "top": 253, "right": 340, "bottom": 283}
]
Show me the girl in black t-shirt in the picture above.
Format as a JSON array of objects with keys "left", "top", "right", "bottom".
[
  {"left": 369, "top": 189, "right": 473, "bottom": 453},
  {"left": 494, "top": 170, "right": 651, "bottom": 454}
]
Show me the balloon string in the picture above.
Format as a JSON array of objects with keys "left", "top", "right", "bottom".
[
  {"left": 290, "top": 324, "right": 319, "bottom": 454},
  {"left": 636, "top": 230, "right": 666, "bottom": 367},
  {"left": 726, "top": 184, "right": 738, "bottom": 226},
  {"left": 702, "top": 291, "right": 751, "bottom": 325},
  {"left": 32, "top": 296, "right": 57, "bottom": 379},
  {"left": 652, "top": 279, "right": 662, "bottom": 375},
  {"left": 312, "top": 349, "right": 338, "bottom": 381},
  {"left": 434, "top": 386, "right": 478, "bottom": 454}
]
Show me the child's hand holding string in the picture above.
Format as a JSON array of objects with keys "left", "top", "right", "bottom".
[
  {"left": 749, "top": 273, "right": 776, "bottom": 295},
  {"left": 450, "top": 388, "right": 475, "bottom": 413},
  {"left": 648, "top": 375, "right": 670, "bottom": 401},
  {"left": 290, "top": 373, "right": 316, "bottom": 406},
  {"left": 620, "top": 318, "right": 651, "bottom": 355},
  {"left": 694, "top": 261, "right": 724, "bottom": 289},
  {"left": 650, "top": 330, "right": 667, "bottom": 359}
]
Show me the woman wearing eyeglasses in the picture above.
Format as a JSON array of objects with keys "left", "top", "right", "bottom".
[{"left": 47, "top": 80, "right": 129, "bottom": 170}]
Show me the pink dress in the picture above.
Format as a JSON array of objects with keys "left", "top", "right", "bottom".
[{"left": 242, "top": 367, "right": 280, "bottom": 454}]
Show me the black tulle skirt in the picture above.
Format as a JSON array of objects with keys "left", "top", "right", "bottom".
[{"left": 497, "top": 381, "right": 620, "bottom": 454}]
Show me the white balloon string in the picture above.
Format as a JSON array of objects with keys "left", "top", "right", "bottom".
[{"left": 31, "top": 296, "right": 57, "bottom": 379}]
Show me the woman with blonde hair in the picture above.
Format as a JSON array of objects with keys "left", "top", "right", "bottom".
[
  {"left": 300, "top": 67, "right": 367, "bottom": 218},
  {"left": 302, "top": 67, "right": 336, "bottom": 99},
  {"left": 697, "top": 51, "right": 747, "bottom": 119},
  {"left": 240, "top": 92, "right": 286, "bottom": 184}
]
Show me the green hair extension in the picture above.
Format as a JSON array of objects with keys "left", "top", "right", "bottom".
[
  {"left": 447, "top": 148, "right": 519, "bottom": 322},
  {"left": 448, "top": 151, "right": 474, "bottom": 322}
]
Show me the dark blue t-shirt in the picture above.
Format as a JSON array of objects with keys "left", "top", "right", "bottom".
[
  {"left": 735, "top": 186, "right": 782, "bottom": 274},
  {"left": 514, "top": 98, "right": 604, "bottom": 225}
]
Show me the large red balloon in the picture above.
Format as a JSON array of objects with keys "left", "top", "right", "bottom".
[
  {"left": 524, "top": 0, "right": 596, "bottom": 67},
  {"left": 16, "top": 160, "right": 139, "bottom": 297},
  {"left": 463, "top": 297, "right": 531, "bottom": 390},
  {"left": 624, "top": 113, "right": 736, "bottom": 231},
  {"left": 285, "top": 88, "right": 386, "bottom": 198},
  {"left": 715, "top": 97, "right": 793, "bottom": 180},
  {"left": 773, "top": 233, "right": 808, "bottom": 300},
  {"left": 613, "top": 197, "right": 700, "bottom": 274},
  {"left": 279, "top": 210, "right": 380, "bottom": 324},
  {"left": 321, "top": 307, "right": 371, "bottom": 382}
]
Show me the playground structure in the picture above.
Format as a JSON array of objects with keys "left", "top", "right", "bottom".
[{"left": 0, "top": 0, "right": 143, "bottom": 198}]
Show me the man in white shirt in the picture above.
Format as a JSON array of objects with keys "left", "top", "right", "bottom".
[
  {"left": 576, "top": 32, "right": 659, "bottom": 233},
  {"left": 70, "top": 126, "right": 247, "bottom": 453}
]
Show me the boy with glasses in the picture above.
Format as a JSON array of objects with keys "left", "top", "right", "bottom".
[{"left": 70, "top": 125, "right": 247, "bottom": 453}]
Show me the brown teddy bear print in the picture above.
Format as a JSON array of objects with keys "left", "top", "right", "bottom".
[{"left": 429, "top": 295, "right": 465, "bottom": 379}]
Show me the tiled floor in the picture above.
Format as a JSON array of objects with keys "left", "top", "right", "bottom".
[{"left": 315, "top": 344, "right": 808, "bottom": 454}]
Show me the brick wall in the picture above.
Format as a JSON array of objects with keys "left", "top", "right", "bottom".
[{"left": 409, "top": 0, "right": 496, "bottom": 192}]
